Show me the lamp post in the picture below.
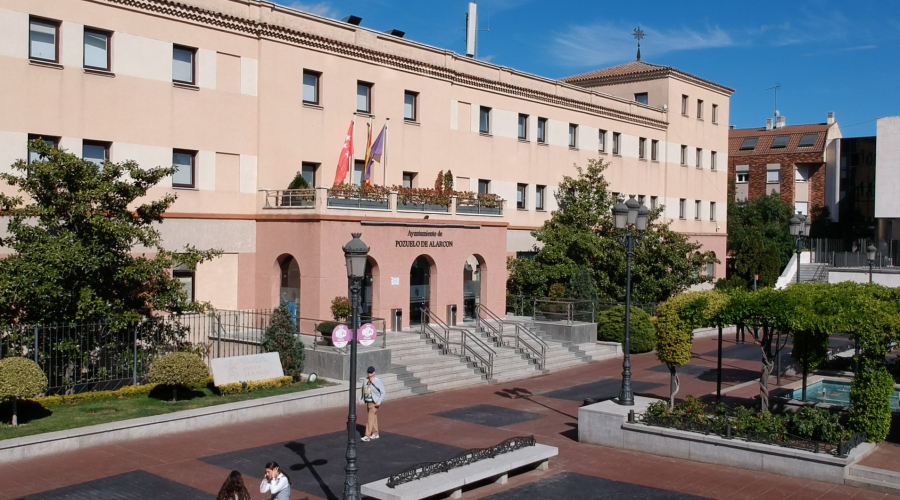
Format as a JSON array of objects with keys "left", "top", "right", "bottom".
[
  {"left": 788, "top": 213, "right": 810, "bottom": 284},
  {"left": 867, "top": 244, "right": 877, "bottom": 284},
  {"left": 612, "top": 195, "right": 649, "bottom": 406},
  {"left": 341, "top": 232, "right": 369, "bottom": 500}
]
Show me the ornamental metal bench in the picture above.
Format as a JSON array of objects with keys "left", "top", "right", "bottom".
[{"left": 361, "top": 436, "right": 558, "bottom": 500}]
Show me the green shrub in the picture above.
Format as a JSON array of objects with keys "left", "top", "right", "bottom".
[
  {"left": 262, "top": 302, "right": 305, "bottom": 379},
  {"left": 597, "top": 305, "right": 656, "bottom": 353},
  {"left": 849, "top": 361, "right": 895, "bottom": 442},
  {"left": 786, "top": 407, "right": 846, "bottom": 443},
  {"left": 0, "top": 357, "right": 48, "bottom": 425},
  {"left": 217, "top": 376, "right": 294, "bottom": 395},
  {"left": 287, "top": 172, "right": 310, "bottom": 189},
  {"left": 331, "top": 296, "right": 351, "bottom": 321},
  {"left": 148, "top": 352, "right": 209, "bottom": 401},
  {"left": 316, "top": 321, "right": 341, "bottom": 335}
]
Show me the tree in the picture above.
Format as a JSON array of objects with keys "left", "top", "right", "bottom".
[
  {"left": 507, "top": 158, "right": 716, "bottom": 304},
  {"left": 443, "top": 170, "right": 454, "bottom": 192},
  {"left": 262, "top": 302, "right": 306, "bottom": 379},
  {"left": 434, "top": 170, "right": 444, "bottom": 191},
  {"left": 0, "top": 140, "right": 221, "bottom": 325},
  {"left": 597, "top": 306, "right": 656, "bottom": 353},
  {"left": 566, "top": 267, "right": 598, "bottom": 303},
  {"left": 725, "top": 189, "right": 794, "bottom": 289},
  {"left": 0, "top": 357, "right": 47, "bottom": 425}
]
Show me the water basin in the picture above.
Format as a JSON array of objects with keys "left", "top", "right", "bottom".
[{"left": 793, "top": 379, "right": 900, "bottom": 409}]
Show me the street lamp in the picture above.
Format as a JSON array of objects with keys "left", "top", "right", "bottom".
[
  {"left": 341, "top": 232, "right": 369, "bottom": 500},
  {"left": 789, "top": 213, "right": 810, "bottom": 284},
  {"left": 612, "top": 195, "right": 649, "bottom": 406},
  {"left": 867, "top": 244, "right": 877, "bottom": 284}
]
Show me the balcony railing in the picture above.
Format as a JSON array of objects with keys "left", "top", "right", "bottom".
[
  {"left": 456, "top": 194, "right": 503, "bottom": 215},
  {"left": 326, "top": 187, "right": 390, "bottom": 210},
  {"left": 261, "top": 187, "right": 505, "bottom": 217},
  {"left": 263, "top": 189, "right": 316, "bottom": 208}
]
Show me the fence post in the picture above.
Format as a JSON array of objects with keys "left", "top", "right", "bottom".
[
  {"left": 33, "top": 326, "right": 39, "bottom": 364},
  {"left": 215, "top": 312, "right": 222, "bottom": 359},
  {"left": 133, "top": 326, "right": 138, "bottom": 386}
]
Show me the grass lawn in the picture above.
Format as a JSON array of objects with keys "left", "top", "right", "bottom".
[{"left": 0, "top": 380, "right": 329, "bottom": 441}]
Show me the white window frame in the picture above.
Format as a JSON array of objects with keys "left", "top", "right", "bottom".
[
  {"left": 736, "top": 172, "right": 749, "bottom": 184},
  {"left": 767, "top": 170, "right": 780, "bottom": 183}
]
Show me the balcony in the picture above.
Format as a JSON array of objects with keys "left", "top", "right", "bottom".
[{"left": 260, "top": 186, "right": 505, "bottom": 218}]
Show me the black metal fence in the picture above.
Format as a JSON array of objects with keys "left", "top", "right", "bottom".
[
  {"left": 506, "top": 295, "right": 657, "bottom": 319},
  {"left": 809, "top": 237, "right": 900, "bottom": 268}
]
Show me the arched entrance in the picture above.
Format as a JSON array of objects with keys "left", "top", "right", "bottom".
[
  {"left": 278, "top": 255, "right": 300, "bottom": 318},
  {"left": 409, "top": 255, "right": 432, "bottom": 326},
  {"left": 463, "top": 255, "right": 484, "bottom": 321}
]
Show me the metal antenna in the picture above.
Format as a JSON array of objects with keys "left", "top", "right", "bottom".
[
  {"left": 766, "top": 84, "right": 781, "bottom": 118},
  {"left": 633, "top": 27, "right": 645, "bottom": 61}
]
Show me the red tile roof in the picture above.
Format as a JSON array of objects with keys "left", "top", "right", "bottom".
[
  {"left": 729, "top": 123, "right": 832, "bottom": 157},
  {"left": 560, "top": 60, "right": 734, "bottom": 95}
]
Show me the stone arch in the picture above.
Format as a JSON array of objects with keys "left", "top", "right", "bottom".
[
  {"left": 463, "top": 253, "right": 487, "bottom": 321},
  {"left": 409, "top": 254, "right": 436, "bottom": 326},
  {"left": 276, "top": 254, "right": 301, "bottom": 316}
]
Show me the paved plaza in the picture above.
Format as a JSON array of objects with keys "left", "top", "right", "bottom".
[{"left": 1, "top": 336, "right": 897, "bottom": 500}]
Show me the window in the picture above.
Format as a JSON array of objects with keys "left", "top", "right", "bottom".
[
  {"left": 712, "top": 104, "right": 718, "bottom": 124},
  {"left": 402, "top": 171, "right": 416, "bottom": 188},
  {"left": 301, "top": 162, "right": 318, "bottom": 186},
  {"left": 766, "top": 170, "right": 780, "bottom": 183},
  {"left": 536, "top": 185, "right": 546, "bottom": 210},
  {"left": 612, "top": 132, "right": 621, "bottom": 155},
  {"left": 696, "top": 148, "right": 703, "bottom": 168},
  {"left": 795, "top": 201, "right": 809, "bottom": 216},
  {"left": 634, "top": 92, "right": 648, "bottom": 105},
  {"left": 518, "top": 114, "right": 528, "bottom": 140},
  {"left": 697, "top": 99, "right": 704, "bottom": 119},
  {"left": 740, "top": 137, "right": 759, "bottom": 150},
  {"left": 771, "top": 135, "right": 790, "bottom": 148},
  {"left": 302, "top": 70, "right": 320, "bottom": 104},
  {"left": 479, "top": 106, "right": 491, "bottom": 134},
  {"left": 694, "top": 200, "right": 701, "bottom": 220},
  {"left": 403, "top": 90, "right": 418, "bottom": 121},
  {"left": 598, "top": 130, "right": 606, "bottom": 152},
  {"left": 710, "top": 202, "right": 717, "bottom": 221},
  {"left": 637, "top": 195, "right": 646, "bottom": 206},
  {"left": 353, "top": 160, "right": 365, "bottom": 185},
  {"left": 568, "top": 124, "right": 578, "bottom": 148},
  {"left": 795, "top": 166, "right": 809, "bottom": 182},
  {"left": 679, "top": 199, "right": 686, "bottom": 219},
  {"left": 736, "top": 172, "right": 749, "bottom": 183},
  {"left": 172, "top": 150, "right": 195, "bottom": 187},
  {"left": 27, "top": 134, "right": 59, "bottom": 164},
  {"left": 650, "top": 196, "right": 658, "bottom": 210},
  {"left": 680, "top": 145, "right": 688, "bottom": 165},
  {"left": 638, "top": 138, "right": 646, "bottom": 159},
  {"left": 172, "top": 45, "right": 196, "bottom": 85},
  {"left": 478, "top": 179, "right": 490, "bottom": 195},
  {"left": 82, "top": 141, "right": 109, "bottom": 168},
  {"left": 516, "top": 251, "right": 538, "bottom": 260},
  {"left": 29, "top": 17, "right": 59, "bottom": 62},
  {"left": 707, "top": 260, "right": 715, "bottom": 278},
  {"left": 537, "top": 118, "right": 547, "bottom": 144},
  {"left": 356, "top": 81, "right": 372, "bottom": 113},
  {"left": 681, "top": 95, "right": 688, "bottom": 115},
  {"left": 83, "top": 28, "right": 110, "bottom": 71},
  {"left": 711, "top": 151, "right": 717, "bottom": 171},
  {"left": 516, "top": 183, "right": 527, "bottom": 209},
  {"left": 798, "top": 133, "right": 818, "bottom": 148},
  {"left": 651, "top": 140, "right": 659, "bottom": 161},
  {"left": 173, "top": 264, "right": 195, "bottom": 303}
]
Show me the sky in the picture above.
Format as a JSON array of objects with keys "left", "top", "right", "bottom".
[{"left": 279, "top": 0, "right": 900, "bottom": 137}]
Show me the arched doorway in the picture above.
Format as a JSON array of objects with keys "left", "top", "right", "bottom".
[
  {"left": 463, "top": 255, "right": 482, "bottom": 321},
  {"left": 278, "top": 255, "right": 300, "bottom": 318},
  {"left": 409, "top": 255, "right": 432, "bottom": 326}
]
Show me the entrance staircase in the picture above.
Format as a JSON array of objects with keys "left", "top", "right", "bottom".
[{"left": 797, "top": 263, "right": 829, "bottom": 283}]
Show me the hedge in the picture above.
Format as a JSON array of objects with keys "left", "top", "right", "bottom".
[
  {"left": 597, "top": 305, "right": 656, "bottom": 353},
  {"left": 217, "top": 376, "right": 294, "bottom": 395},
  {"left": 0, "top": 357, "right": 47, "bottom": 399}
]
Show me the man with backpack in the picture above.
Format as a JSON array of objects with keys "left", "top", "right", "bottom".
[{"left": 360, "top": 366, "right": 385, "bottom": 442}]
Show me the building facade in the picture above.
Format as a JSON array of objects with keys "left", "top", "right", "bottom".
[
  {"left": 728, "top": 114, "right": 841, "bottom": 218},
  {"left": 0, "top": 0, "right": 732, "bottom": 326}
]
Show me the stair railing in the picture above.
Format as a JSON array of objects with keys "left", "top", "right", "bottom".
[
  {"left": 811, "top": 264, "right": 829, "bottom": 283},
  {"left": 420, "top": 307, "right": 450, "bottom": 354},
  {"left": 475, "top": 303, "right": 506, "bottom": 346},
  {"left": 514, "top": 323, "right": 547, "bottom": 371},
  {"left": 460, "top": 328, "right": 496, "bottom": 380}
]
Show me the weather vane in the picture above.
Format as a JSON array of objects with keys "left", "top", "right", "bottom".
[{"left": 633, "top": 27, "right": 645, "bottom": 61}]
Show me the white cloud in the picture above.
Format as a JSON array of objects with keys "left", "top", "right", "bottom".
[
  {"left": 838, "top": 45, "right": 876, "bottom": 52},
  {"left": 550, "top": 23, "right": 733, "bottom": 68},
  {"left": 282, "top": 1, "right": 339, "bottom": 19}
]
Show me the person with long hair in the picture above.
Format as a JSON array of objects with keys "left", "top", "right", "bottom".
[
  {"left": 260, "top": 460, "right": 291, "bottom": 500},
  {"left": 217, "top": 470, "right": 251, "bottom": 500}
]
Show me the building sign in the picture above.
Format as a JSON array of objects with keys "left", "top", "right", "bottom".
[{"left": 395, "top": 230, "right": 453, "bottom": 248}]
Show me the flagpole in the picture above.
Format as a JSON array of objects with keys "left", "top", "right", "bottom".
[
  {"left": 383, "top": 118, "right": 390, "bottom": 186},
  {"left": 350, "top": 117, "right": 355, "bottom": 185}
]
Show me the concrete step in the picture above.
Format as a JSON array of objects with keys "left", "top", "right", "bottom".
[{"left": 845, "top": 466, "right": 900, "bottom": 495}]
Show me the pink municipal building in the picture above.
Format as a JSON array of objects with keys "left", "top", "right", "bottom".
[{"left": 0, "top": 0, "right": 733, "bottom": 327}]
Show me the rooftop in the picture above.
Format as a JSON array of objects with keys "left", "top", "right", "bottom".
[
  {"left": 560, "top": 60, "right": 735, "bottom": 96},
  {"left": 728, "top": 123, "right": 833, "bottom": 157}
]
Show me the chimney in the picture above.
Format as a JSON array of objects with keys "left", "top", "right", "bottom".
[
  {"left": 729, "top": 125, "right": 735, "bottom": 130},
  {"left": 827, "top": 111, "right": 835, "bottom": 125},
  {"left": 776, "top": 116, "right": 786, "bottom": 129},
  {"left": 766, "top": 118, "right": 773, "bottom": 131}
]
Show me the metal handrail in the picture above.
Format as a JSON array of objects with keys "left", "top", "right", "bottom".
[
  {"left": 422, "top": 307, "right": 494, "bottom": 380},
  {"left": 514, "top": 323, "right": 547, "bottom": 370},
  {"left": 475, "top": 303, "right": 506, "bottom": 346},
  {"left": 420, "top": 307, "right": 451, "bottom": 353},
  {"left": 262, "top": 188, "right": 316, "bottom": 208},
  {"left": 460, "top": 328, "right": 495, "bottom": 380}
]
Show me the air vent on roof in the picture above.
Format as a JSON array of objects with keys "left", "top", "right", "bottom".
[
  {"left": 771, "top": 135, "right": 790, "bottom": 148},
  {"left": 798, "top": 133, "right": 819, "bottom": 148},
  {"left": 740, "top": 137, "right": 759, "bottom": 150},
  {"left": 384, "top": 29, "right": 405, "bottom": 38},
  {"left": 341, "top": 15, "right": 362, "bottom": 25}
]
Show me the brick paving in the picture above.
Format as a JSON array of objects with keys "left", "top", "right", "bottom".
[{"left": 0, "top": 336, "right": 897, "bottom": 500}]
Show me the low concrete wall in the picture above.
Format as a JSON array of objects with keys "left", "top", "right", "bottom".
[
  {"left": 304, "top": 347, "right": 392, "bottom": 380},
  {"left": 578, "top": 397, "right": 875, "bottom": 485},
  {"left": 829, "top": 268, "right": 900, "bottom": 287},
  {"left": 0, "top": 381, "right": 350, "bottom": 465},
  {"left": 537, "top": 321, "right": 596, "bottom": 344}
]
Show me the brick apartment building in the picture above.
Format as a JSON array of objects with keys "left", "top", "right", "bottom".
[{"left": 728, "top": 113, "right": 841, "bottom": 217}]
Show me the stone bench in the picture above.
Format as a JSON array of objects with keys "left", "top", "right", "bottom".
[{"left": 361, "top": 443, "right": 558, "bottom": 500}]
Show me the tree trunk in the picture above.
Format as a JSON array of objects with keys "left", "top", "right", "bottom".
[
  {"left": 12, "top": 398, "right": 17, "bottom": 426},
  {"left": 759, "top": 355, "right": 773, "bottom": 413},
  {"left": 173, "top": 387, "right": 177, "bottom": 402},
  {"left": 669, "top": 366, "right": 680, "bottom": 408}
]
